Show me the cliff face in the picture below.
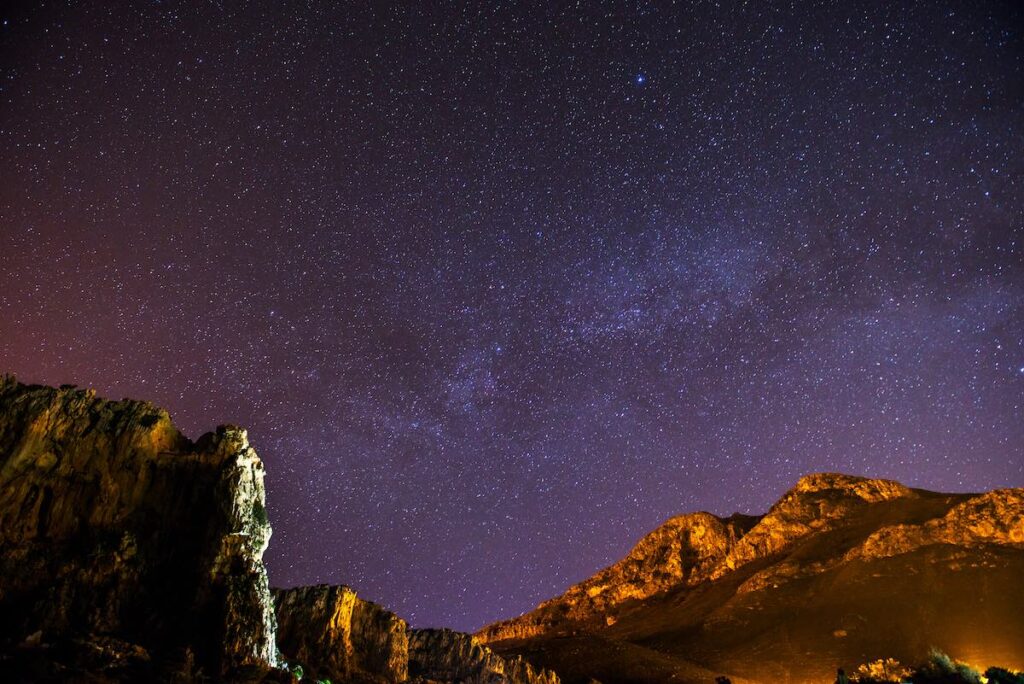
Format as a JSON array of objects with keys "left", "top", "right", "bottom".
[
  {"left": 274, "top": 585, "right": 409, "bottom": 684},
  {"left": 480, "top": 473, "right": 1024, "bottom": 684},
  {"left": 273, "top": 586, "right": 562, "bottom": 684},
  {"left": 0, "top": 377, "right": 565, "bottom": 684},
  {"left": 480, "top": 512, "right": 757, "bottom": 642},
  {"left": 0, "top": 376, "right": 277, "bottom": 679},
  {"left": 847, "top": 488, "right": 1024, "bottom": 562}
]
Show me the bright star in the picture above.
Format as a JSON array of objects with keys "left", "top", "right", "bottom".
[{"left": 635, "top": 74, "right": 646, "bottom": 84}]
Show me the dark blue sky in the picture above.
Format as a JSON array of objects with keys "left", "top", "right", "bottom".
[{"left": 1, "top": 1, "right": 1022, "bottom": 631}]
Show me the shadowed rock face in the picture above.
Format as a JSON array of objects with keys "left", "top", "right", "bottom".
[
  {"left": 479, "top": 474, "right": 1024, "bottom": 684},
  {"left": 408, "top": 629, "right": 560, "bottom": 684},
  {"left": 0, "top": 376, "right": 277, "bottom": 679},
  {"left": 272, "top": 586, "right": 562, "bottom": 684}
]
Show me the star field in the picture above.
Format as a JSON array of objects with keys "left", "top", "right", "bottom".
[{"left": 1, "top": 1, "right": 1022, "bottom": 631}]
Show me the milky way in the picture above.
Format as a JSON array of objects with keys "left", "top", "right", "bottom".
[{"left": 1, "top": 2, "right": 1022, "bottom": 631}]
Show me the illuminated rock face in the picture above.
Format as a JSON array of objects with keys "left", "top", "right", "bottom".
[
  {"left": 274, "top": 585, "right": 409, "bottom": 683},
  {"left": 479, "top": 472, "right": 1023, "bottom": 647},
  {"left": 0, "top": 378, "right": 564, "bottom": 683},
  {"left": 480, "top": 511, "right": 758, "bottom": 642},
  {"left": 273, "top": 587, "right": 561, "bottom": 684},
  {"left": 711, "top": 473, "right": 916, "bottom": 580},
  {"left": 846, "top": 488, "right": 1024, "bottom": 561},
  {"left": 0, "top": 376, "right": 277, "bottom": 678}
]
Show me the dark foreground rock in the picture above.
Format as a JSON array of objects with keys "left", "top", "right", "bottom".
[{"left": 0, "top": 376, "right": 277, "bottom": 681}]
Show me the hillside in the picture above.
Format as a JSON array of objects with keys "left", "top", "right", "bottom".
[{"left": 479, "top": 474, "right": 1024, "bottom": 683}]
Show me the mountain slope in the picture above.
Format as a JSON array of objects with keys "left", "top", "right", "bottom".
[{"left": 479, "top": 474, "right": 1024, "bottom": 683}]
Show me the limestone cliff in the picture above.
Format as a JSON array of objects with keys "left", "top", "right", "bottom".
[
  {"left": 272, "top": 585, "right": 562, "bottom": 684},
  {"left": 479, "top": 474, "right": 1024, "bottom": 684},
  {"left": 710, "top": 472, "right": 915, "bottom": 579},
  {"left": 846, "top": 488, "right": 1024, "bottom": 561},
  {"left": 0, "top": 376, "right": 277, "bottom": 679},
  {"left": 0, "top": 377, "right": 566, "bottom": 684},
  {"left": 274, "top": 585, "right": 408, "bottom": 684}
]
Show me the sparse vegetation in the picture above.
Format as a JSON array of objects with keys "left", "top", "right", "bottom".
[
  {"left": 984, "top": 667, "right": 1024, "bottom": 684},
  {"left": 847, "top": 650, "right": 1024, "bottom": 684},
  {"left": 854, "top": 658, "right": 910, "bottom": 682},
  {"left": 253, "top": 500, "right": 268, "bottom": 526}
]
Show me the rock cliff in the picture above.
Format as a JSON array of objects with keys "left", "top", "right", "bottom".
[
  {"left": 0, "top": 376, "right": 277, "bottom": 679},
  {"left": 274, "top": 585, "right": 408, "bottom": 684},
  {"left": 0, "top": 377, "right": 563, "bottom": 684},
  {"left": 408, "top": 629, "right": 559, "bottom": 684},
  {"left": 272, "top": 585, "right": 562, "bottom": 684},
  {"left": 846, "top": 488, "right": 1024, "bottom": 561},
  {"left": 479, "top": 512, "right": 757, "bottom": 642}
]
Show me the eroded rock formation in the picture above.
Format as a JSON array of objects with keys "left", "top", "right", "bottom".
[
  {"left": 272, "top": 585, "right": 562, "bottom": 684},
  {"left": 0, "top": 377, "right": 563, "bottom": 684},
  {"left": 846, "top": 488, "right": 1024, "bottom": 561},
  {"left": 480, "top": 512, "right": 758, "bottom": 642},
  {"left": 409, "top": 629, "right": 559, "bottom": 684},
  {"left": 274, "top": 585, "right": 409, "bottom": 683},
  {"left": 0, "top": 376, "right": 277, "bottom": 679}
]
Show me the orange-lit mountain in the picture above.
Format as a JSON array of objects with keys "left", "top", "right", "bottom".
[{"left": 477, "top": 473, "right": 1024, "bottom": 683}]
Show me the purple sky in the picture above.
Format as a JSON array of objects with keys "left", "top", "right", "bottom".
[{"left": 1, "top": 1, "right": 1022, "bottom": 631}]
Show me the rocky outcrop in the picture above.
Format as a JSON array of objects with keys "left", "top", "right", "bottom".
[
  {"left": 0, "top": 376, "right": 277, "bottom": 679},
  {"left": 846, "top": 488, "right": 1024, "bottom": 561},
  {"left": 0, "top": 377, "right": 565, "bottom": 683},
  {"left": 272, "top": 586, "right": 562, "bottom": 684},
  {"left": 480, "top": 475, "right": 1024, "bottom": 684},
  {"left": 408, "top": 629, "right": 559, "bottom": 684},
  {"left": 274, "top": 585, "right": 408, "bottom": 683},
  {"left": 710, "top": 473, "right": 915, "bottom": 578}
]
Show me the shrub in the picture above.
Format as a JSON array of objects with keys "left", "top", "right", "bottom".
[
  {"left": 252, "top": 500, "right": 269, "bottom": 526},
  {"left": 910, "top": 649, "right": 980, "bottom": 684},
  {"left": 985, "top": 668, "right": 1024, "bottom": 684},
  {"left": 855, "top": 658, "right": 910, "bottom": 682}
]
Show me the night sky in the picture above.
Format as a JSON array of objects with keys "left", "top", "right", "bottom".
[{"left": 1, "top": 1, "right": 1023, "bottom": 631}]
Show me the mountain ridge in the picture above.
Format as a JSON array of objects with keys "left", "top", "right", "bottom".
[{"left": 478, "top": 473, "right": 1024, "bottom": 682}]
